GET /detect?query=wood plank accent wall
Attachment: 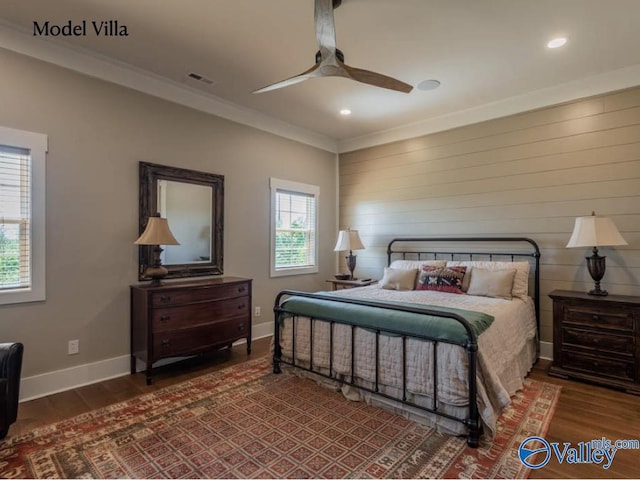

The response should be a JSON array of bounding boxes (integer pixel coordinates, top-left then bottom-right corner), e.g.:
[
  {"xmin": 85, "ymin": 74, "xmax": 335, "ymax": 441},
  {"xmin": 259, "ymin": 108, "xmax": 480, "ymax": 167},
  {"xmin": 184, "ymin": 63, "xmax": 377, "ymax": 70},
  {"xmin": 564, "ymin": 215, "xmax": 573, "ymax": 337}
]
[{"xmin": 338, "ymin": 86, "xmax": 640, "ymax": 344}]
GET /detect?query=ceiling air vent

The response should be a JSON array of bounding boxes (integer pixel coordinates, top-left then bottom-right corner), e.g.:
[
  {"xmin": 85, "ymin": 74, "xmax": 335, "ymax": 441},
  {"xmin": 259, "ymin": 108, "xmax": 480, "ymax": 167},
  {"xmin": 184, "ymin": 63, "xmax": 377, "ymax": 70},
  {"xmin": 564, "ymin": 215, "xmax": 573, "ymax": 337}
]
[{"xmin": 185, "ymin": 72, "xmax": 216, "ymax": 86}]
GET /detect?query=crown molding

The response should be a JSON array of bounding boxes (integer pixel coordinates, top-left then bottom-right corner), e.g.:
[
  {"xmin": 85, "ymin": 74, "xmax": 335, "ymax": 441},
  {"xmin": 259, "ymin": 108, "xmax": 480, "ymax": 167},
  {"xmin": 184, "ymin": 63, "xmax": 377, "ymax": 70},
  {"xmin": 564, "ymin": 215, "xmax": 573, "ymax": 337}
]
[
  {"xmin": 3, "ymin": 21, "xmax": 640, "ymax": 156},
  {"xmin": 0, "ymin": 21, "xmax": 338, "ymax": 153},
  {"xmin": 337, "ymin": 63, "xmax": 640, "ymax": 153}
]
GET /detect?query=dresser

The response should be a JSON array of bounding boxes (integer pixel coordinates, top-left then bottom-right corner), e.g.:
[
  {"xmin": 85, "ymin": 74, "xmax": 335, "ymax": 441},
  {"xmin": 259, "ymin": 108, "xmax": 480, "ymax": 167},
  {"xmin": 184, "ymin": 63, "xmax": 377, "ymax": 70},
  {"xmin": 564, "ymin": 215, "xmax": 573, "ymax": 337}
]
[
  {"xmin": 131, "ymin": 277, "xmax": 252, "ymax": 384},
  {"xmin": 549, "ymin": 289, "xmax": 640, "ymax": 394}
]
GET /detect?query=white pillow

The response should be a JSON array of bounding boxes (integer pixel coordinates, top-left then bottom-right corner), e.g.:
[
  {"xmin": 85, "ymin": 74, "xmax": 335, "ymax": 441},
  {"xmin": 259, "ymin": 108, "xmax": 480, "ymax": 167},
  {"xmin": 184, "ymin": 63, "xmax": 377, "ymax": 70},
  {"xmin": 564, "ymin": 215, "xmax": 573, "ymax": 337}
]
[
  {"xmin": 379, "ymin": 267, "xmax": 418, "ymax": 291},
  {"xmin": 466, "ymin": 268, "xmax": 516, "ymax": 299},
  {"xmin": 446, "ymin": 261, "xmax": 530, "ymax": 298}
]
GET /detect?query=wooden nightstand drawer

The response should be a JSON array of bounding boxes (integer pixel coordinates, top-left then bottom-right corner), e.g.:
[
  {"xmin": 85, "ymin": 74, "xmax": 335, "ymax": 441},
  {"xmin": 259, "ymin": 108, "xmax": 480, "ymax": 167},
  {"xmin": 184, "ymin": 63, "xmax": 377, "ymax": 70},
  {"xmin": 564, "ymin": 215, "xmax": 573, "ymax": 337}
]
[
  {"xmin": 560, "ymin": 350, "xmax": 635, "ymax": 382},
  {"xmin": 562, "ymin": 327, "xmax": 634, "ymax": 356},
  {"xmin": 564, "ymin": 306, "xmax": 633, "ymax": 332}
]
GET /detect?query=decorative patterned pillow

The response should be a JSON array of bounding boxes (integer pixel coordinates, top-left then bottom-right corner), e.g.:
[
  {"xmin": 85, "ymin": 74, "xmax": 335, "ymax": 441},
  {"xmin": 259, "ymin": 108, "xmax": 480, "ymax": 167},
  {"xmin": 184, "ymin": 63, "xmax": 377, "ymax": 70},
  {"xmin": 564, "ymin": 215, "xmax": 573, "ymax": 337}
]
[
  {"xmin": 388, "ymin": 260, "xmax": 447, "ymax": 289},
  {"xmin": 416, "ymin": 265, "xmax": 467, "ymax": 294}
]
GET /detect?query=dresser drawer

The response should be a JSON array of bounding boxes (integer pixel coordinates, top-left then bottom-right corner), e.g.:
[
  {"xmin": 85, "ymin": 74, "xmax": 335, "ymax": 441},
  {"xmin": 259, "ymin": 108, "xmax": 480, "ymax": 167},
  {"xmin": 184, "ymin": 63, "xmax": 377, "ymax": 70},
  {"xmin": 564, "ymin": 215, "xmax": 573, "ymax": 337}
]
[
  {"xmin": 151, "ymin": 282, "xmax": 250, "ymax": 307},
  {"xmin": 153, "ymin": 319, "xmax": 249, "ymax": 358},
  {"xmin": 152, "ymin": 296, "xmax": 249, "ymax": 332},
  {"xmin": 564, "ymin": 305, "xmax": 634, "ymax": 332},
  {"xmin": 562, "ymin": 327, "xmax": 634, "ymax": 356},
  {"xmin": 560, "ymin": 350, "xmax": 636, "ymax": 382}
]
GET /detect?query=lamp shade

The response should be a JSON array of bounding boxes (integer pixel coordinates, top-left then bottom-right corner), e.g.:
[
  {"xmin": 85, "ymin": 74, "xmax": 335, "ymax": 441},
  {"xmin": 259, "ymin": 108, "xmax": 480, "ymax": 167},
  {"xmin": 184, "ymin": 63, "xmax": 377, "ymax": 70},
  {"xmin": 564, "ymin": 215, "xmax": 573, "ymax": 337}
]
[
  {"xmin": 334, "ymin": 229, "xmax": 365, "ymax": 251},
  {"xmin": 566, "ymin": 214, "xmax": 627, "ymax": 248},
  {"xmin": 135, "ymin": 217, "xmax": 180, "ymax": 246}
]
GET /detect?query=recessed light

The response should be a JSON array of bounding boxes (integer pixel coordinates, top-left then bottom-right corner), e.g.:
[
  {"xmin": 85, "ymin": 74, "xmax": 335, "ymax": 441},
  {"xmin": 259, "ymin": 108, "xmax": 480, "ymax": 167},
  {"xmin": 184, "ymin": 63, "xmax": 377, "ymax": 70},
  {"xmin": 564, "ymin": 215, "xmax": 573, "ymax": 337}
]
[
  {"xmin": 547, "ymin": 37, "xmax": 567, "ymax": 49},
  {"xmin": 417, "ymin": 79, "xmax": 441, "ymax": 91},
  {"xmin": 339, "ymin": 108, "xmax": 352, "ymax": 116}
]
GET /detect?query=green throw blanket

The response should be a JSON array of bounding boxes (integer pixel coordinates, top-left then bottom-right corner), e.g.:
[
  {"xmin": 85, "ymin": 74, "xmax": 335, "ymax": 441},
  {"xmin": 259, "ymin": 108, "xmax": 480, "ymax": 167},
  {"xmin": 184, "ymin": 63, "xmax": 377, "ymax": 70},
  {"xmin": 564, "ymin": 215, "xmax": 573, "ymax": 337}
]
[{"xmin": 279, "ymin": 293, "xmax": 494, "ymax": 345}]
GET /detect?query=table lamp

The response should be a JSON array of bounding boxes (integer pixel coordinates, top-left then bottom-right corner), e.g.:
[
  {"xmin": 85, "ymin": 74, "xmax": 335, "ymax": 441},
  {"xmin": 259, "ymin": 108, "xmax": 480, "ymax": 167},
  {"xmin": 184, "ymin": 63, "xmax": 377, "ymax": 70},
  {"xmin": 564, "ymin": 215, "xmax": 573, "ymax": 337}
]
[
  {"xmin": 334, "ymin": 229, "xmax": 365, "ymax": 280},
  {"xmin": 566, "ymin": 212, "xmax": 627, "ymax": 296},
  {"xmin": 135, "ymin": 215, "xmax": 180, "ymax": 286}
]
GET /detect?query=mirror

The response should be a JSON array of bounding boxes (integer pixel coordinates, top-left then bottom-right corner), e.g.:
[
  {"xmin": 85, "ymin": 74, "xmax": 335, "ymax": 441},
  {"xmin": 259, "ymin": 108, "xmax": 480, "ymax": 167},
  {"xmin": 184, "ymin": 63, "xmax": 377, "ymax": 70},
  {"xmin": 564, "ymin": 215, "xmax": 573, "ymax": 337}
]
[{"xmin": 138, "ymin": 162, "xmax": 224, "ymax": 280}]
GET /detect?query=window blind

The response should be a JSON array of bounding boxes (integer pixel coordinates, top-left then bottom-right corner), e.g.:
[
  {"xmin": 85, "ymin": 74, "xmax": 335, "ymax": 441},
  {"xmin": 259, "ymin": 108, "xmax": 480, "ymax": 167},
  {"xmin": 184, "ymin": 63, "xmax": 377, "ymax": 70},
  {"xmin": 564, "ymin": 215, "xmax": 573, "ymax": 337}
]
[
  {"xmin": 274, "ymin": 189, "xmax": 316, "ymax": 269},
  {"xmin": 0, "ymin": 145, "xmax": 31, "ymax": 290}
]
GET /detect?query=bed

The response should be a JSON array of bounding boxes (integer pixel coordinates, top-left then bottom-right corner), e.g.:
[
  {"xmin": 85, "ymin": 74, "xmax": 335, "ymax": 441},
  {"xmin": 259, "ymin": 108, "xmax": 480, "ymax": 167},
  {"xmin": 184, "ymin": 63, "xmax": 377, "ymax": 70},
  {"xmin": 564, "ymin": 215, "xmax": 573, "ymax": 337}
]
[{"xmin": 272, "ymin": 237, "xmax": 540, "ymax": 447}]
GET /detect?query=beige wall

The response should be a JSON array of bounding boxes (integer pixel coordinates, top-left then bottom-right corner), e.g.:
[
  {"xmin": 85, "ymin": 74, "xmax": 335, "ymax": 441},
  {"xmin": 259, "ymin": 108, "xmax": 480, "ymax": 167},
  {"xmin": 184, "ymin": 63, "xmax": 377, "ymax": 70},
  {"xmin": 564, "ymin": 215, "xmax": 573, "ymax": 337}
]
[
  {"xmin": 0, "ymin": 48, "xmax": 337, "ymax": 378},
  {"xmin": 339, "ymin": 87, "xmax": 640, "ymax": 344}
]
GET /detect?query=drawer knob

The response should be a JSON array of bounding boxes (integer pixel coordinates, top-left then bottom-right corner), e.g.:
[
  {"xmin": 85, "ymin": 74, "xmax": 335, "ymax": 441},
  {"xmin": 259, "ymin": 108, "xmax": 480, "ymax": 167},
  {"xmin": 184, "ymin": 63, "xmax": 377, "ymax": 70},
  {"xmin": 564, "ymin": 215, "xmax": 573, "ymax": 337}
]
[
  {"xmin": 238, "ymin": 304, "xmax": 245, "ymax": 310},
  {"xmin": 160, "ymin": 295, "xmax": 171, "ymax": 302},
  {"xmin": 161, "ymin": 339, "xmax": 170, "ymax": 347},
  {"xmin": 238, "ymin": 323, "xmax": 244, "ymax": 330},
  {"xmin": 592, "ymin": 315, "xmax": 599, "ymax": 322},
  {"xmin": 160, "ymin": 315, "xmax": 171, "ymax": 322},
  {"xmin": 238, "ymin": 287, "xmax": 246, "ymax": 293}
]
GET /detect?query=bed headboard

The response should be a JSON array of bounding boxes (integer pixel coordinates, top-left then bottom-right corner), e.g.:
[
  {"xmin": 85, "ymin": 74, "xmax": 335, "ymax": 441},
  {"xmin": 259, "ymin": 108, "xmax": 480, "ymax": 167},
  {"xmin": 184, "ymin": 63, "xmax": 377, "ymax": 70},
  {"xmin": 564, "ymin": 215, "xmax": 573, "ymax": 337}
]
[{"xmin": 386, "ymin": 237, "xmax": 541, "ymax": 327}]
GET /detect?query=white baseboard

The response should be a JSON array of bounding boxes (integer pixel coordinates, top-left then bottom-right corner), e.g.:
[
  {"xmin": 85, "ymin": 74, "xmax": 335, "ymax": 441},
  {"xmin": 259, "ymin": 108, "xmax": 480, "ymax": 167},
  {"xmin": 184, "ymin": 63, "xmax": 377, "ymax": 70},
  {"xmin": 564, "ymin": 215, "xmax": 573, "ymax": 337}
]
[
  {"xmin": 20, "ymin": 355, "xmax": 132, "ymax": 402},
  {"xmin": 539, "ymin": 341, "xmax": 553, "ymax": 361},
  {"xmin": 20, "ymin": 322, "xmax": 274, "ymax": 402}
]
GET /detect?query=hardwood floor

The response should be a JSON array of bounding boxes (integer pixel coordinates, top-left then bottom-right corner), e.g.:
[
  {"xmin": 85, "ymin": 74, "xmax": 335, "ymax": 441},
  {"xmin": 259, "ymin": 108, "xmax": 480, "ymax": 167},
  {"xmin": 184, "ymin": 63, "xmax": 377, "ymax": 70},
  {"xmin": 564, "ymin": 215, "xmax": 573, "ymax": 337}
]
[
  {"xmin": 528, "ymin": 361, "xmax": 640, "ymax": 479},
  {"xmin": 11, "ymin": 338, "xmax": 272, "ymax": 438},
  {"xmin": 9, "ymin": 338, "xmax": 640, "ymax": 479}
]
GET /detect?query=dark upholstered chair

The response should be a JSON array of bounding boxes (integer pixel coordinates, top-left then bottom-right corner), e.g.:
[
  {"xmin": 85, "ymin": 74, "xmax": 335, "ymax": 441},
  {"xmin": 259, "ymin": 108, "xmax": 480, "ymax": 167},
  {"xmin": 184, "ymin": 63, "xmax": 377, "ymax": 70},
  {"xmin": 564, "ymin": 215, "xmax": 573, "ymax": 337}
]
[{"xmin": 0, "ymin": 342, "xmax": 24, "ymax": 439}]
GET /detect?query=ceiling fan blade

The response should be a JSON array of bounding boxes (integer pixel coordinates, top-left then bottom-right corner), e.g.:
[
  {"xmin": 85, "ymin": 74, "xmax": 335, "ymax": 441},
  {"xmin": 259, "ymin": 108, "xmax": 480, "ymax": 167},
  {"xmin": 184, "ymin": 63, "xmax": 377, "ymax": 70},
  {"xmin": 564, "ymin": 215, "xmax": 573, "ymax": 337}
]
[
  {"xmin": 252, "ymin": 63, "xmax": 321, "ymax": 94},
  {"xmin": 253, "ymin": 0, "xmax": 412, "ymax": 94},
  {"xmin": 315, "ymin": 0, "xmax": 337, "ymax": 53},
  {"xmin": 343, "ymin": 64, "xmax": 413, "ymax": 93}
]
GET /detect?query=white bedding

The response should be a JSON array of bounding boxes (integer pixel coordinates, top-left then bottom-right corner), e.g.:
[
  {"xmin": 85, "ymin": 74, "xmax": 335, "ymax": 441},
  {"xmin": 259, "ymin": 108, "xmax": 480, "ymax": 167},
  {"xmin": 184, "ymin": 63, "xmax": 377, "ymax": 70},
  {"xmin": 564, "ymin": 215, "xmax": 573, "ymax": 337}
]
[{"xmin": 277, "ymin": 285, "xmax": 538, "ymax": 437}]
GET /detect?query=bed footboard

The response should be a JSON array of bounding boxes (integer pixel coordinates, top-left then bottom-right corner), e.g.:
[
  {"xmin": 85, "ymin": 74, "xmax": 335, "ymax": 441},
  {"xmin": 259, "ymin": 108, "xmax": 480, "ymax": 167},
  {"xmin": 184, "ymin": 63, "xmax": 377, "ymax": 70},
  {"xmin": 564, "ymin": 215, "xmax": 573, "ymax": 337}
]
[{"xmin": 273, "ymin": 290, "xmax": 482, "ymax": 448}]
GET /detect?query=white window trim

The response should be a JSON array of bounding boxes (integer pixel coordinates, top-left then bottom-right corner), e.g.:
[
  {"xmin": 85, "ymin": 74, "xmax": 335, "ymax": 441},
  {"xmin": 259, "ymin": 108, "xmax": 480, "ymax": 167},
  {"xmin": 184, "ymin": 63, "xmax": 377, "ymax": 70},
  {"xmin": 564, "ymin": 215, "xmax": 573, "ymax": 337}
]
[
  {"xmin": 270, "ymin": 177, "xmax": 319, "ymax": 277},
  {"xmin": 0, "ymin": 126, "xmax": 47, "ymax": 305}
]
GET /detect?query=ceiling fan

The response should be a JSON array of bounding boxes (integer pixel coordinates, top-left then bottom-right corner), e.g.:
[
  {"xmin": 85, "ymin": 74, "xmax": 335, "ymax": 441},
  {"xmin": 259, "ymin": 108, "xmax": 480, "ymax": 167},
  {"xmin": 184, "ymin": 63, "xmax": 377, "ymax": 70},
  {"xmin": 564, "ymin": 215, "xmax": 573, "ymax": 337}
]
[{"xmin": 253, "ymin": 0, "xmax": 413, "ymax": 94}]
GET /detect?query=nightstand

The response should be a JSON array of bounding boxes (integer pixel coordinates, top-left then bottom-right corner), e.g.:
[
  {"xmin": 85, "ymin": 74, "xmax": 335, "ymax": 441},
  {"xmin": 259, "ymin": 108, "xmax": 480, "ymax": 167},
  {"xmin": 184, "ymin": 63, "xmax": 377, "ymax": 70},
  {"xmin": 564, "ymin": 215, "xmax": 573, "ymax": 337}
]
[
  {"xmin": 326, "ymin": 278, "xmax": 377, "ymax": 290},
  {"xmin": 549, "ymin": 289, "xmax": 640, "ymax": 395}
]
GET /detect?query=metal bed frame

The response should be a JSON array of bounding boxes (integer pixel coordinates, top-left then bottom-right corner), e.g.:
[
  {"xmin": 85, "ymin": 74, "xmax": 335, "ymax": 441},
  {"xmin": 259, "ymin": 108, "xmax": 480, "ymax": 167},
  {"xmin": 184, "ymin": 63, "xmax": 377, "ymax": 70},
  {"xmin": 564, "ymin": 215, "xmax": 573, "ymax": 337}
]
[{"xmin": 273, "ymin": 237, "xmax": 540, "ymax": 447}]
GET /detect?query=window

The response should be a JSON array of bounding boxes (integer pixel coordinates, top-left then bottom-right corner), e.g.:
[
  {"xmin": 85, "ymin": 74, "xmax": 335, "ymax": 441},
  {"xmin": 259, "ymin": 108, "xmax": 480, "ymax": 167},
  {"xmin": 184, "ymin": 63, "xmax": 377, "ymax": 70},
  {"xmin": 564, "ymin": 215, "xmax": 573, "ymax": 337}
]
[
  {"xmin": 0, "ymin": 126, "xmax": 47, "ymax": 305},
  {"xmin": 270, "ymin": 178, "xmax": 319, "ymax": 277}
]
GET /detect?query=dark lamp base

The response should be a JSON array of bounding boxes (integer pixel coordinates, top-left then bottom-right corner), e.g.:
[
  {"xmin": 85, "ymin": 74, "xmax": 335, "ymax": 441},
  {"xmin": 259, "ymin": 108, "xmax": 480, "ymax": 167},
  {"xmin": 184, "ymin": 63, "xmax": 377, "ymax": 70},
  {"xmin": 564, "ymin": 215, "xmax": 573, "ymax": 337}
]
[
  {"xmin": 346, "ymin": 252, "xmax": 357, "ymax": 280},
  {"xmin": 143, "ymin": 265, "xmax": 168, "ymax": 287},
  {"xmin": 586, "ymin": 248, "xmax": 608, "ymax": 296},
  {"xmin": 144, "ymin": 245, "xmax": 168, "ymax": 286},
  {"xmin": 589, "ymin": 287, "xmax": 608, "ymax": 296}
]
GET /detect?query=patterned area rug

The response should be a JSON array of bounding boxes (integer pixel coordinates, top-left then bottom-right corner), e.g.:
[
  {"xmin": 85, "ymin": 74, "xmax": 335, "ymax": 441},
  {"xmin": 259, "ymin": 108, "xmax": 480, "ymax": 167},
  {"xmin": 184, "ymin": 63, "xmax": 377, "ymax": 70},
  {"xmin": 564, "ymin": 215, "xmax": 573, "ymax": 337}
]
[{"xmin": 0, "ymin": 357, "xmax": 560, "ymax": 478}]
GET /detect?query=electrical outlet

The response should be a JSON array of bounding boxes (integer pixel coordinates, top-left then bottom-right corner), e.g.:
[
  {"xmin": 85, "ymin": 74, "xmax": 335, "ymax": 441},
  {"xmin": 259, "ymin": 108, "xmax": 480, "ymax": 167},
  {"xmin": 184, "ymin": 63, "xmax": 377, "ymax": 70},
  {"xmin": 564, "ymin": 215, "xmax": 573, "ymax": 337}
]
[
  {"xmin": 68, "ymin": 339, "xmax": 79, "ymax": 355},
  {"xmin": 254, "ymin": 306, "xmax": 261, "ymax": 317}
]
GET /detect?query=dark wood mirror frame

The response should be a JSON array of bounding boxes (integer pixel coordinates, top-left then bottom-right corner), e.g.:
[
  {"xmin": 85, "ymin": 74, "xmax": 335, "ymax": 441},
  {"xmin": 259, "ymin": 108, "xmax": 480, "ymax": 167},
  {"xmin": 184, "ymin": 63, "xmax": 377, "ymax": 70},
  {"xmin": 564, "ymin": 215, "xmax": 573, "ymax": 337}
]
[{"xmin": 138, "ymin": 162, "xmax": 224, "ymax": 280}]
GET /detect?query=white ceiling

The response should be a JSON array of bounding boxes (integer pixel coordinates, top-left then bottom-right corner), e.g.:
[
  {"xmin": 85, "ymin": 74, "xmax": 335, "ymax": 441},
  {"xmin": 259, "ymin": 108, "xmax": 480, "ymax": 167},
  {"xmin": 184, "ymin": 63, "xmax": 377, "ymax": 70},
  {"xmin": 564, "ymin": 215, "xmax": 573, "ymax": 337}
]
[{"xmin": 2, "ymin": 0, "xmax": 640, "ymax": 152}]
